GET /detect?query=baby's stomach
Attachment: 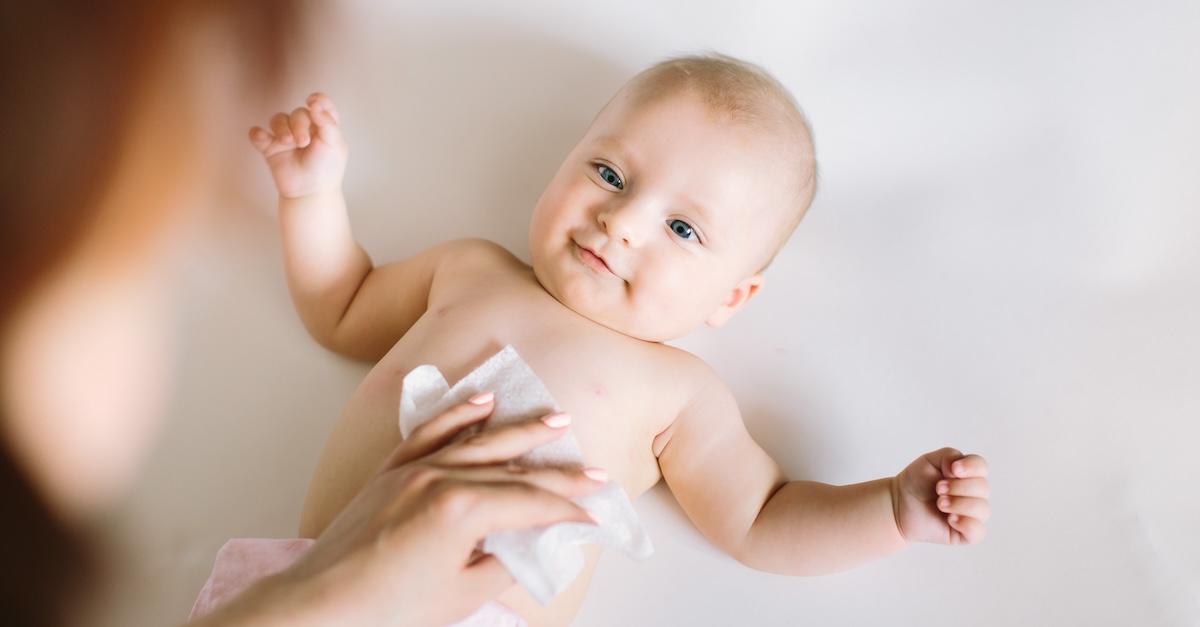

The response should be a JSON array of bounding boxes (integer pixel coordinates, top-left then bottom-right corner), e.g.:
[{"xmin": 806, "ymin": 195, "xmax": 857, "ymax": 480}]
[{"xmin": 304, "ymin": 295, "xmax": 671, "ymax": 626}]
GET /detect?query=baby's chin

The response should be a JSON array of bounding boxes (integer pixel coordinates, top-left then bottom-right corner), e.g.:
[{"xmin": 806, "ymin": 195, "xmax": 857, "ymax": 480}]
[{"xmin": 530, "ymin": 260, "xmax": 697, "ymax": 343}]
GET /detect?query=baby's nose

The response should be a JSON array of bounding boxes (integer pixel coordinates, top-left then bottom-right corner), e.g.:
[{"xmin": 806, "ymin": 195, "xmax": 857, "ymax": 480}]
[{"xmin": 598, "ymin": 205, "xmax": 648, "ymax": 248}]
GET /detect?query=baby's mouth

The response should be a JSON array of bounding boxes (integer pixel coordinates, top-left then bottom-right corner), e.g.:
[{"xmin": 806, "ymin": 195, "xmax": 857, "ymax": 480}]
[{"xmin": 574, "ymin": 241, "xmax": 617, "ymax": 278}]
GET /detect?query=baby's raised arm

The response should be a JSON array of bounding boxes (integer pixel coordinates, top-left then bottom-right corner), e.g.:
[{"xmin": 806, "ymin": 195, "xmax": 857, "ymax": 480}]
[
  {"xmin": 657, "ymin": 362, "xmax": 990, "ymax": 576},
  {"xmin": 249, "ymin": 93, "xmax": 458, "ymax": 361}
]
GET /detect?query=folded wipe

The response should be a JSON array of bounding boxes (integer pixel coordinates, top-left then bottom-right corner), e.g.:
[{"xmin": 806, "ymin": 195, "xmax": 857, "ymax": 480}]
[{"xmin": 399, "ymin": 345, "xmax": 653, "ymax": 604}]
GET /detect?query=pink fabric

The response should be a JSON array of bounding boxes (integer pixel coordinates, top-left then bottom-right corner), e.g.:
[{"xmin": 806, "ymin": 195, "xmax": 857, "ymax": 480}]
[
  {"xmin": 438, "ymin": 601, "xmax": 528, "ymax": 627},
  {"xmin": 189, "ymin": 538, "xmax": 527, "ymax": 626},
  {"xmin": 189, "ymin": 538, "xmax": 315, "ymax": 620}
]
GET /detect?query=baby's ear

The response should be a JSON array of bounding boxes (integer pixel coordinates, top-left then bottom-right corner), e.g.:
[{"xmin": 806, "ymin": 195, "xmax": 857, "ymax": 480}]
[{"xmin": 706, "ymin": 274, "xmax": 765, "ymax": 328}]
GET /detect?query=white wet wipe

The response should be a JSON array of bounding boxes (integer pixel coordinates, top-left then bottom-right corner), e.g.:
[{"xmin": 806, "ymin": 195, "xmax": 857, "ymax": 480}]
[{"xmin": 399, "ymin": 345, "xmax": 654, "ymax": 605}]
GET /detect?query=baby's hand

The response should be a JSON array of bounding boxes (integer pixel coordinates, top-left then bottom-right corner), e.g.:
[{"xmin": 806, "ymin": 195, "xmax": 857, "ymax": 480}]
[
  {"xmin": 891, "ymin": 447, "xmax": 990, "ymax": 545},
  {"xmin": 248, "ymin": 92, "xmax": 347, "ymax": 198}
]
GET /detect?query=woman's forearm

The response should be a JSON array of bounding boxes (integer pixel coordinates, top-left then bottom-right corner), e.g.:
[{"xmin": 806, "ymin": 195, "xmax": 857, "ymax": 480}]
[{"xmin": 185, "ymin": 569, "xmax": 328, "ymax": 627}]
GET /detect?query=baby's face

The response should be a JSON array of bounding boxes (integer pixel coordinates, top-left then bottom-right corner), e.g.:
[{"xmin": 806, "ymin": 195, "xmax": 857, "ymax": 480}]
[{"xmin": 529, "ymin": 89, "xmax": 795, "ymax": 341}]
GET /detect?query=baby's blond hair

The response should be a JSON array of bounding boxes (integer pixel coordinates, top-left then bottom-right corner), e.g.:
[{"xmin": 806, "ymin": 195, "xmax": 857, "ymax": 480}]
[{"xmin": 618, "ymin": 53, "xmax": 818, "ymax": 270}]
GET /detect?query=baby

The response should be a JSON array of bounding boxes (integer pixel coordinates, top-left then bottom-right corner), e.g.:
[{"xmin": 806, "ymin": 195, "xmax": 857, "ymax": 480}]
[{"xmin": 249, "ymin": 54, "xmax": 991, "ymax": 626}]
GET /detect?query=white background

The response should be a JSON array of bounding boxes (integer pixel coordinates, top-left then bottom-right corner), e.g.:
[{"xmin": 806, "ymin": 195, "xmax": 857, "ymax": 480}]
[{"xmin": 98, "ymin": 2, "xmax": 1199, "ymax": 625}]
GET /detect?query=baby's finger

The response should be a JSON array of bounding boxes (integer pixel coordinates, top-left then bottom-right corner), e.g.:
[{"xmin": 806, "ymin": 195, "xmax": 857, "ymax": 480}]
[
  {"xmin": 289, "ymin": 107, "xmax": 313, "ymax": 148},
  {"xmin": 936, "ymin": 477, "xmax": 989, "ymax": 499},
  {"xmin": 951, "ymin": 454, "xmax": 989, "ymax": 479},
  {"xmin": 248, "ymin": 126, "xmax": 274, "ymax": 153},
  {"xmin": 947, "ymin": 514, "xmax": 987, "ymax": 545},
  {"xmin": 309, "ymin": 109, "xmax": 345, "ymax": 149},
  {"xmin": 309, "ymin": 106, "xmax": 335, "ymax": 127},
  {"xmin": 269, "ymin": 113, "xmax": 293, "ymax": 145},
  {"xmin": 435, "ymin": 413, "xmax": 572, "ymax": 466},
  {"xmin": 936, "ymin": 495, "xmax": 991, "ymax": 522},
  {"xmin": 306, "ymin": 91, "xmax": 341, "ymax": 124},
  {"xmin": 926, "ymin": 447, "xmax": 963, "ymax": 481},
  {"xmin": 306, "ymin": 102, "xmax": 337, "ymax": 128},
  {"xmin": 380, "ymin": 395, "xmax": 496, "ymax": 472}
]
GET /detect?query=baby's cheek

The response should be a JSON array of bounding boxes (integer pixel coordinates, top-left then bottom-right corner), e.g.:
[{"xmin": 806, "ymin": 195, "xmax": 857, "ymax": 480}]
[
  {"xmin": 527, "ymin": 212, "xmax": 555, "ymax": 251},
  {"xmin": 529, "ymin": 190, "xmax": 570, "ymax": 239},
  {"xmin": 628, "ymin": 273, "xmax": 686, "ymax": 327}
]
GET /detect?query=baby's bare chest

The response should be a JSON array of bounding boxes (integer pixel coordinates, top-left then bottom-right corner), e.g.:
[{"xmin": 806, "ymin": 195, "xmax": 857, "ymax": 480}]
[{"xmin": 349, "ymin": 274, "xmax": 688, "ymax": 495}]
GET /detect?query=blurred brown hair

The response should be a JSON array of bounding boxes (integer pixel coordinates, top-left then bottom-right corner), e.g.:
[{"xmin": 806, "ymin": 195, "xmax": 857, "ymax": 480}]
[{"xmin": 0, "ymin": 2, "xmax": 295, "ymax": 625}]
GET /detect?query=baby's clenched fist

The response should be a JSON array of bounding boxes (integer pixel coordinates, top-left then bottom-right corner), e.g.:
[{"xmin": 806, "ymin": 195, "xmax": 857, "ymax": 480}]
[
  {"xmin": 249, "ymin": 92, "xmax": 348, "ymax": 198},
  {"xmin": 891, "ymin": 447, "xmax": 990, "ymax": 546}
]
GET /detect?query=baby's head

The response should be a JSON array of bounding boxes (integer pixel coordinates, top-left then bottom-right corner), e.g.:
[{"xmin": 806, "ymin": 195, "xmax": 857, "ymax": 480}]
[{"xmin": 529, "ymin": 53, "xmax": 817, "ymax": 341}]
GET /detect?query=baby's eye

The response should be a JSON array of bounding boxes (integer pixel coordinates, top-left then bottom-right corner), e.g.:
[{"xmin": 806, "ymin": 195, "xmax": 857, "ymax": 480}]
[
  {"xmin": 596, "ymin": 164, "xmax": 624, "ymax": 190},
  {"xmin": 667, "ymin": 219, "xmax": 697, "ymax": 241}
]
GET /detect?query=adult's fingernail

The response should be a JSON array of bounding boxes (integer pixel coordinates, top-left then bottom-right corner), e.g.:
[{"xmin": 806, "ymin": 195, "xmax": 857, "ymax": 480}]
[
  {"xmin": 936, "ymin": 481, "xmax": 949, "ymax": 495},
  {"xmin": 468, "ymin": 391, "xmax": 494, "ymax": 405},
  {"xmin": 542, "ymin": 412, "xmax": 571, "ymax": 428},
  {"xmin": 583, "ymin": 467, "xmax": 608, "ymax": 482}
]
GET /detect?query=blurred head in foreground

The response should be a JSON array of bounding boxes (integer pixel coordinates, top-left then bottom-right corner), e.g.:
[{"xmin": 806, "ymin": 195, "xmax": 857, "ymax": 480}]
[{"xmin": 0, "ymin": 3, "xmax": 296, "ymax": 624}]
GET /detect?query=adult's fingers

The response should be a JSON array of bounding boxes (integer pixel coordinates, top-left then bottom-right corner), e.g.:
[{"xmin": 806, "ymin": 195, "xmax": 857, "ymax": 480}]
[
  {"xmin": 434, "ymin": 412, "xmax": 572, "ymax": 466},
  {"xmin": 379, "ymin": 396, "xmax": 497, "ymax": 472},
  {"xmin": 445, "ymin": 464, "xmax": 606, "ymax": 499},
  {"xmin": 441, "ymin": 480, "xmax": 597, "ymax": 540},
  {"xmin": 458, "ymin": 555, "xmax": 516, "ymax": 603}
]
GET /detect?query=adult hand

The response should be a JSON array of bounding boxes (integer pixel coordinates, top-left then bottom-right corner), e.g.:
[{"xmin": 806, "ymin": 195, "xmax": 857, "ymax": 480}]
[{"xmin": 199, "ymin": 393, "xmax": 603, "ymax": 627}]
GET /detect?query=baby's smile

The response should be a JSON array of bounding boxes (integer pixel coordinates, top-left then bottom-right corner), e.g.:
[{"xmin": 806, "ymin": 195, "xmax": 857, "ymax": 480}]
[{"xmin": 572, "ymin": 241, "xmax": 618, "ymax": 279}]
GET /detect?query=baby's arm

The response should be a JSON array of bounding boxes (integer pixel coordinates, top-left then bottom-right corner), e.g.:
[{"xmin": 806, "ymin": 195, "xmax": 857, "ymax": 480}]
[
  {"xmin": 249, "ymin": 93, "xmax": 456, "ymax": 361},
  {"xmin": 657, "ymin": 364, "xmax": 989, "ymax": 575}
]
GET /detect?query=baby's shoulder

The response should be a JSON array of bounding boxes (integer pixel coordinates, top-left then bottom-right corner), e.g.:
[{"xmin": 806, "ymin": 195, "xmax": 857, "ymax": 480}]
[
  {"xmin": 435, "ymin": 238, "xmax": 523, "ymax": 273},
  {"xmin": 428, "ymin": 238, "xmax": 526, "ymax": 293},
  {"xmin": 642, "ymin": 347, "xmax": 738, "ymax": 456},
  {"xmin": 643, "ymin": 343, "xmax": 726, "ymax": 395}
]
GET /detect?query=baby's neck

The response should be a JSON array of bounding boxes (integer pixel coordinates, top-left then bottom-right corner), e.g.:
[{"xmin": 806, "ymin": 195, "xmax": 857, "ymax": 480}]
[{"xmin": 526, "ymin": 268, "xmax": 663, "ymax": 345}]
